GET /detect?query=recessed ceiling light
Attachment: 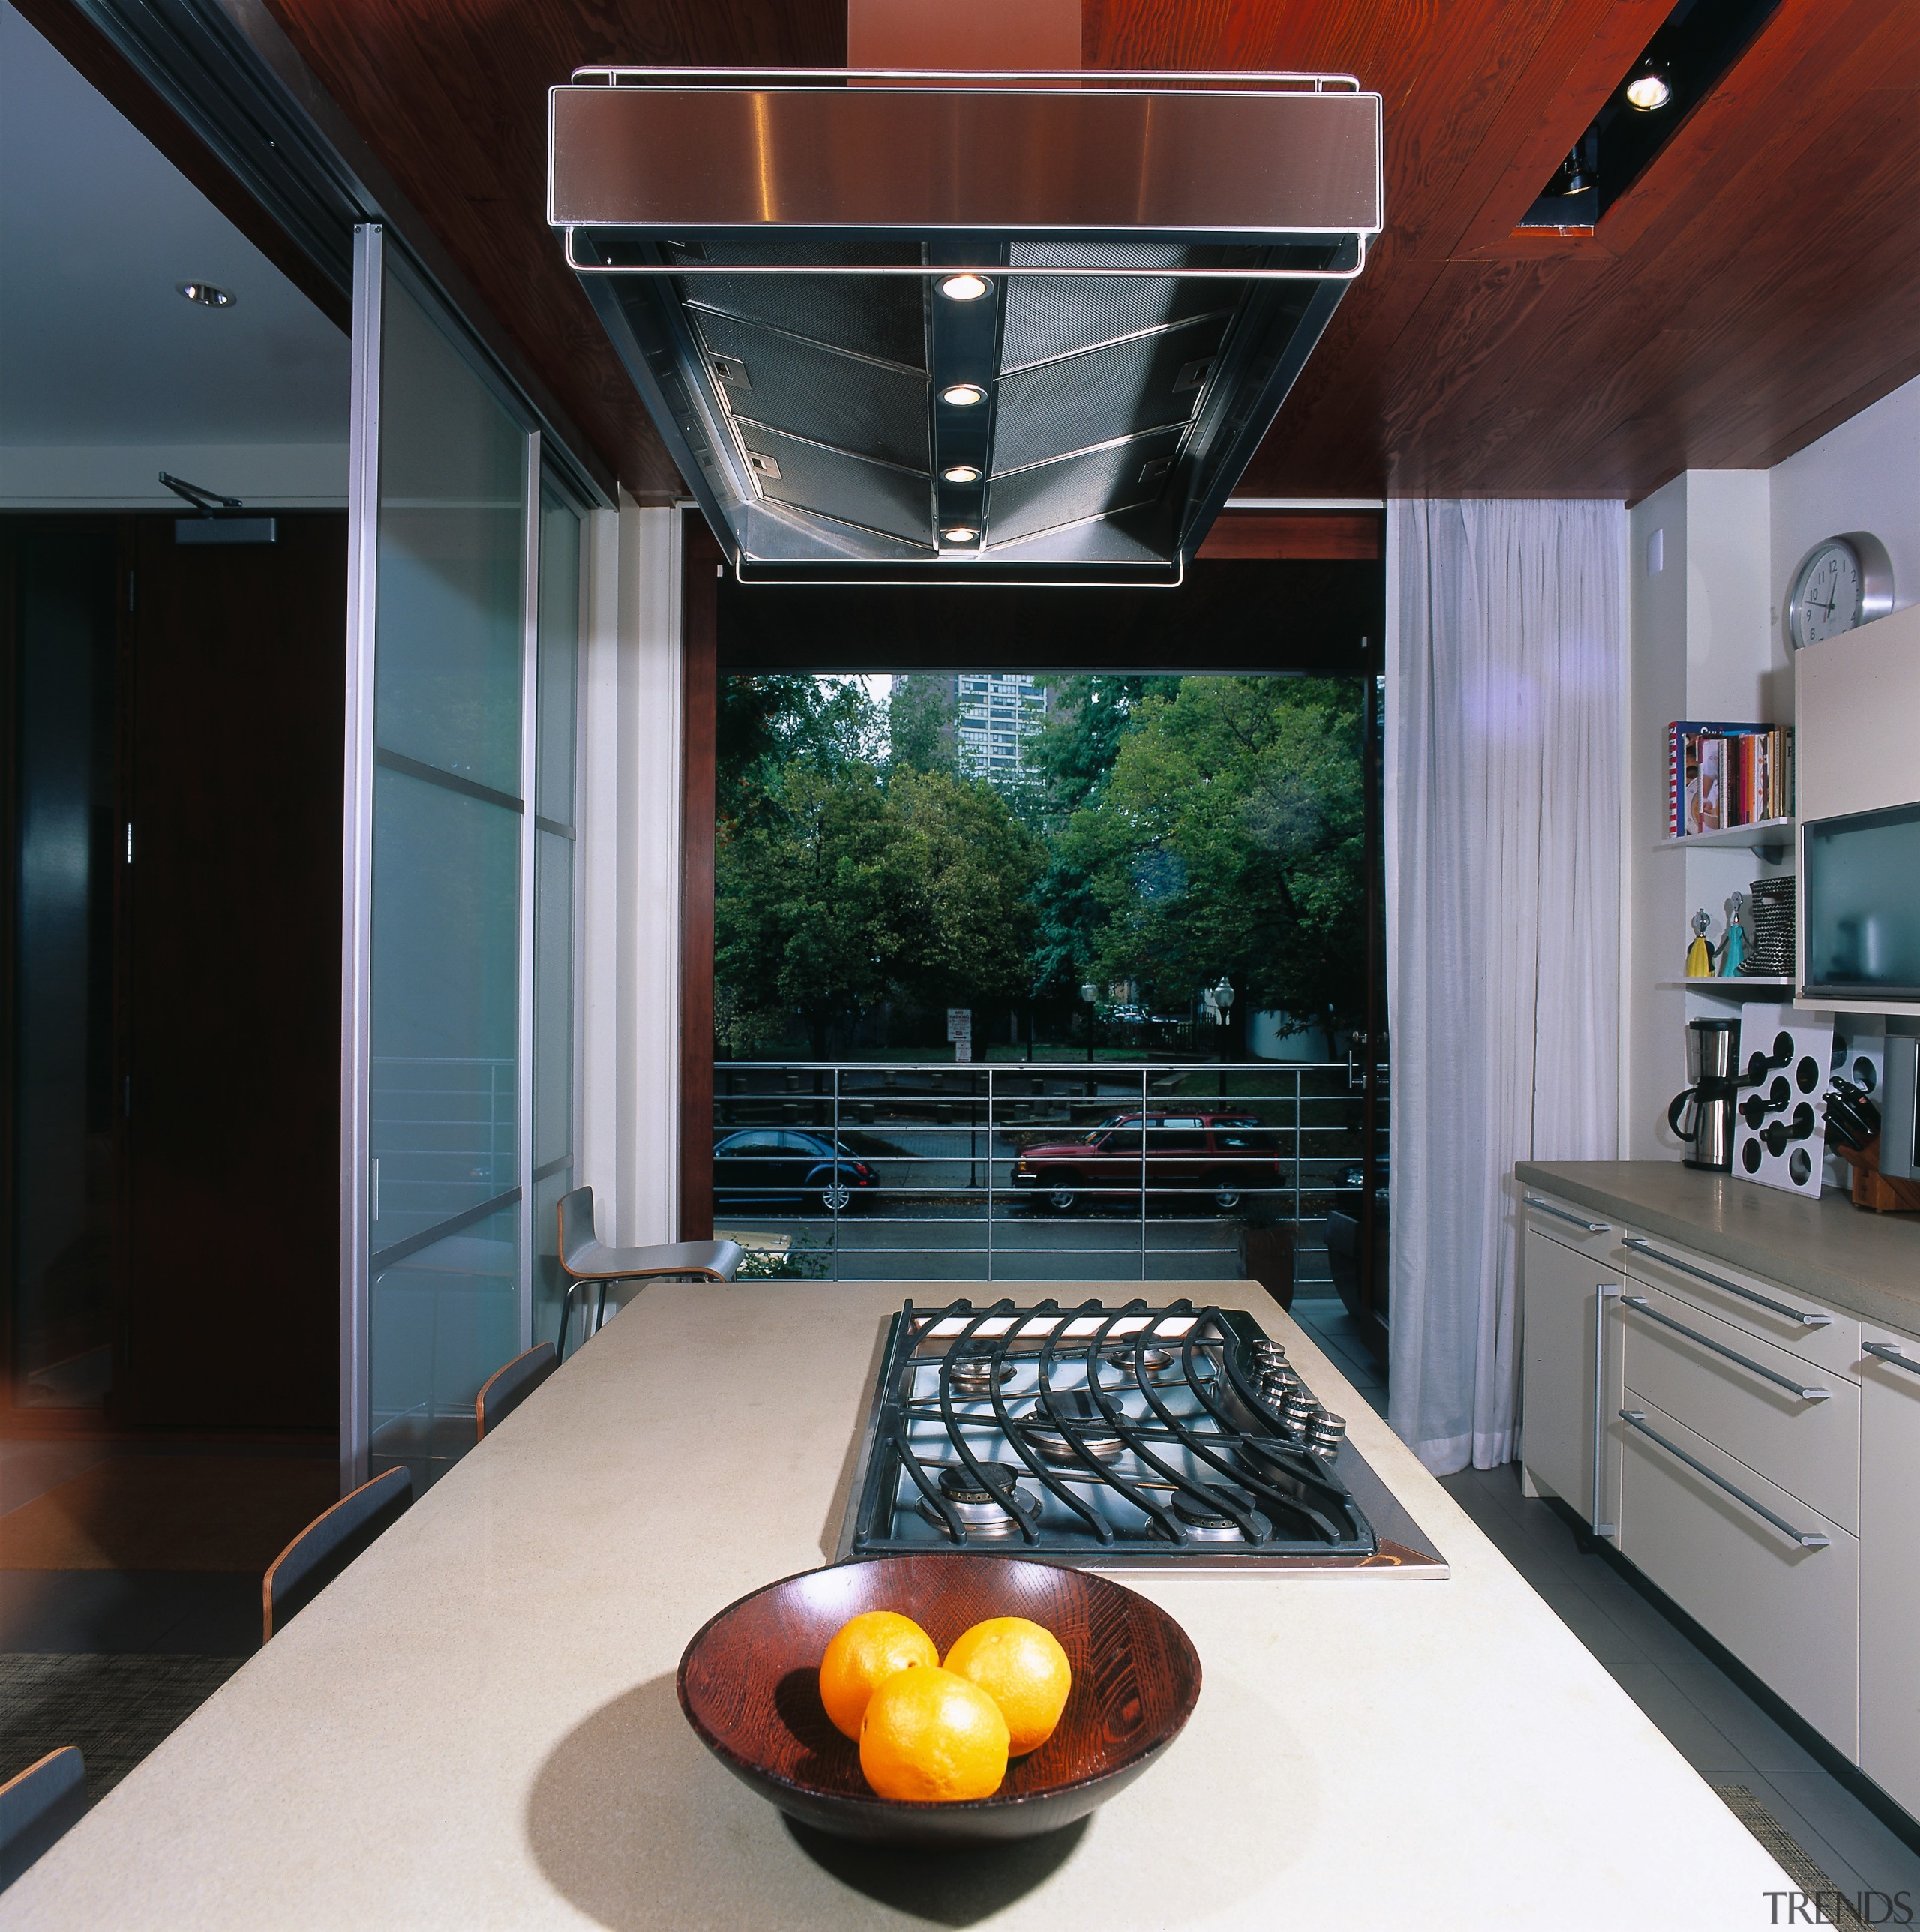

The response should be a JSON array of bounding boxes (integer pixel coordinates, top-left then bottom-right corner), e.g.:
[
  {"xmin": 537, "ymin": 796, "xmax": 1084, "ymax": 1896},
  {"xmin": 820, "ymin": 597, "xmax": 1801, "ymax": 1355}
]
[
  {"xmin": 941, "ymin": 384, "xmax": 986, "ymax": 406},
  {"xmin": 938, "ymin": 273, "xmax": 992, "ymax": 302},
  {"xmin": 943, "ymin": 527, "xmax": 978, "ymax": 544},
  {"xmin": 1623, "ymin": 60, "xmax": 1672, "ymax": 111},
  {"xmin": 942, "ymin": 465, "xmax": 982, "ymax": 484},
  {"xmin": 176, "ymin": 281, "xmax": 235, "ymax": 307}
]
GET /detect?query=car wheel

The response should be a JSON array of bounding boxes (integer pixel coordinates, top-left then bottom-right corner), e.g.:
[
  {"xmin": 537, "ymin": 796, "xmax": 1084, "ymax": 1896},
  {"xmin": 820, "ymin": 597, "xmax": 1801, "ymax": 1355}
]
[
  {"xmin": 818, "ymin": 1178, "xmax": 854, "ymax": 1214},
  {"xmin": 1045, "ymin": 1181, "xmax": 1080, "ymax": 1214},
  {"xmin": 1210, "ymin": 1177, "xmax": 1244, "ymax": 1213}
]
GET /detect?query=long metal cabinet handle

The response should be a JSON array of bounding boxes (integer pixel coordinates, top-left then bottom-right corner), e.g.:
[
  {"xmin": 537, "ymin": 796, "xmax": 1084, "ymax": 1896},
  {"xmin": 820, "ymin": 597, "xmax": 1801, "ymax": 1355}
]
[
  {"xmin": 1863, "ymin": 1341, "xmax": 1920, "ymax": 1378},
  {"xmin": 1526, "ymin": 1195, "xmax": 1610, "ymax": 1234},
  {"xmin": 1592, "ymin": 1284, "xmax": 1620, "ymax": 1538},
  {"xmin": 1621, "ymin": 1238, "xmax": 1832, "ymax": 1327},
  {"xmin": 1621, "ymin": 1295, "xmax": 1832, "ymax": 1402},
  {"xmin": 1619, "ymin": 1409, "xmax": 1830, "ymax": 1549}
]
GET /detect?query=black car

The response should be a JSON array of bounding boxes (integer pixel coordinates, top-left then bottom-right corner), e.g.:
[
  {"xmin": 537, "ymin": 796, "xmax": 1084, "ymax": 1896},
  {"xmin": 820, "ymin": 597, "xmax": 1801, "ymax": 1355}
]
[{"xmin": 712, "ymin": 1127, "xmax": 901, "ymax": 1214}]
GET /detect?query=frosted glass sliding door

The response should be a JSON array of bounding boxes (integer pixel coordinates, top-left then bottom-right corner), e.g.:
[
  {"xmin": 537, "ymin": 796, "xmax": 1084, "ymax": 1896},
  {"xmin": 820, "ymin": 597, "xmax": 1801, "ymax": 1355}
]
[{"xmin": 343, "ymin": 226, "xmax": 584, "ymax": 1491}]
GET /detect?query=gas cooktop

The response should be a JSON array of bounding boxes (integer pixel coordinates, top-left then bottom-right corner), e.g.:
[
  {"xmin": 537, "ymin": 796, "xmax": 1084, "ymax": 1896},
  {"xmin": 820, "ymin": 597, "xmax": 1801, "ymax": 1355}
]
[{"xmin": 836, "ymin": 1298, "xmax": 1446, "ymax": 1575}]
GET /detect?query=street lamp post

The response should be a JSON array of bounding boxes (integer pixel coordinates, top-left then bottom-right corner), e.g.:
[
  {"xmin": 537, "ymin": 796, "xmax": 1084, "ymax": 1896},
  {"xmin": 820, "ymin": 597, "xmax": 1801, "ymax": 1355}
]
[
  {"xmin": 1080, "ymin": 982, "xmax": 1099, "ymax": 1066},
  {"xmin": 1213, "ymin": 976, "xmax": 1235, "ymax": 1061}
]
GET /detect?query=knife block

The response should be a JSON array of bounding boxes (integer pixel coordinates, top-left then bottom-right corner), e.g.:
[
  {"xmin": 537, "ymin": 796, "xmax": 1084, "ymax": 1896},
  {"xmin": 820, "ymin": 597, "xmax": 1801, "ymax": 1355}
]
[{"xmin": 1830, "ymin": 1135, "xmax": 1920, "ymax": 1214}]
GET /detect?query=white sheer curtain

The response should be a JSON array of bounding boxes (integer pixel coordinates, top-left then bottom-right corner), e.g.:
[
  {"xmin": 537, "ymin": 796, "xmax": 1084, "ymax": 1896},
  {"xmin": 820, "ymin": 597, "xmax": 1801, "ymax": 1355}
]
[{"xmin": 1385, "ymin": 500, "xmax": 1626, "ymax": 1474}]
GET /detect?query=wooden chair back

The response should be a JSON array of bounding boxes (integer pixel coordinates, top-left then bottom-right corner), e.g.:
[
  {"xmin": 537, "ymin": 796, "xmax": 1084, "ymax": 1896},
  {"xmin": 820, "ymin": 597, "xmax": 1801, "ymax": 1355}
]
[
  {"xmin": 0, "ymin": 1747, "xmax": 86, "ymax": 1893},
  {"xmin": 476, "ymin": 1342, "xmax": 556, "ymax": 1439},
  {"xmin": 262, "ymin": 1466, "xmax": 412, "ymax": 1642}
]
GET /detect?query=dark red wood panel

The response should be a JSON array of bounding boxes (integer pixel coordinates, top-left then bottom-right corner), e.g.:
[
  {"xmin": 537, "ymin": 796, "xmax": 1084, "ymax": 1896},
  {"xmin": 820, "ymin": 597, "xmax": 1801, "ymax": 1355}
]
[
  {"xmin": 244, "ymin": 0, "xmax": 1920, "ymax": 504},
  {"xmin": 1196, "ymin": 512, "xmax": 1381, "ymax": 561}
]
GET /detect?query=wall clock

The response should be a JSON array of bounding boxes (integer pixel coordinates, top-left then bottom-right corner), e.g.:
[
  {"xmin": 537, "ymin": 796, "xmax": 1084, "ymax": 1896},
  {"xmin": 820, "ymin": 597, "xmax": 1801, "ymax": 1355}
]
[{"xmin": 1785, "ymin": 530, "xmax": 1894, "ymax": 650}]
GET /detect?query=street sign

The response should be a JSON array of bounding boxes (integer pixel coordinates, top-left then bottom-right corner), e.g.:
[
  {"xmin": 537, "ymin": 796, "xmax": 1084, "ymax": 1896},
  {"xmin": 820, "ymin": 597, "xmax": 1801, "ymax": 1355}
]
[{"xmin": 946, "ymin": 1007, "xmax": 973, "ymax": 1064}]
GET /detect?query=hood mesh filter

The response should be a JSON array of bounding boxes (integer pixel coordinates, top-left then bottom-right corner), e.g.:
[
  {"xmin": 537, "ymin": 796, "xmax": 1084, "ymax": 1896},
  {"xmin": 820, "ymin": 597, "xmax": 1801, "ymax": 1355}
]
[
  {"xmin": 688, "ymin": 307, "xmax": 931, "ymax": 470},
  {"xmin": 1000, "ymin": 242, "xmax": 1252, "ymax": 371},
  {"xmin": 668, "ymin": 236, "xmax": 928, "ymax": 369}
]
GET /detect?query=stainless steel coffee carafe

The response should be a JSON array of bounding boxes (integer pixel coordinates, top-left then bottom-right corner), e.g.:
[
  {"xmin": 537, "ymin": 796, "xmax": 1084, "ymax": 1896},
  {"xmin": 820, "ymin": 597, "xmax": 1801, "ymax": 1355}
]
[{"xmin": 1669, "ymin": 1017, "xmax": 1740, "ymax": 1171}]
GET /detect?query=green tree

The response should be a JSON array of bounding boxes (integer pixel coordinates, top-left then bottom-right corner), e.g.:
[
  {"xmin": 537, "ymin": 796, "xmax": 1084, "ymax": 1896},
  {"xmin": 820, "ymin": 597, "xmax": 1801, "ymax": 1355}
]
[
  {"xmin": 715, "ymin": 760, "xmax": 896, "ymax": 1058},
  {"xmin": 886, "ymin": 676, "xmax": 956, "ymax": 775},
  {"xmin": 714, "ymin": 756, "xmax": 1042, "ymax": 1057},
  {"xmin": 717, "ymin": 674, "xmax": 882, "ymax": 832},
  {"xmin": 1057, "ymin": 677, "xmax": 1366, "ymax": 1035}
]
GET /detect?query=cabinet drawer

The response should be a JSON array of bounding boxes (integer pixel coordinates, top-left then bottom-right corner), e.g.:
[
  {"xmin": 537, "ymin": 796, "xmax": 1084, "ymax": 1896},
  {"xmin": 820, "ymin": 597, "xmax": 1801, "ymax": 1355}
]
[
  {"xmin": 1618, "ymin": 1392, "xmax": 1857, "ymax": 1757},
  {"xmin": 1860, "ymin": 1320, "xmax": 1920, "ymax": 1816},
  {"xmin": 1620, "ymin": 1281, "xmax": 1858, "ymax": 1532},
  {"xmin": 1618, "ymin": 1228, "xmax": 1861, "ymax": 1379},
  {"xmin": 1521, "ymin": 1189, "xmax": 1620, "ymax": 1264}
]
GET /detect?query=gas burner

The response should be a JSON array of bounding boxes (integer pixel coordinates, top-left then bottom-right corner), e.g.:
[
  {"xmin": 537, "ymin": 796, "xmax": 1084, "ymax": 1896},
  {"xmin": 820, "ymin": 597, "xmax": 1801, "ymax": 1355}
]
[
  {"xmin": 946, "ymin": 1352, "xmax": 1015, "ymax": 1394},
  {"xmin": 919, "ymin": 1461, "xmax": 1037, "ymax": 1536},
  {"xmin": 1106, "ymin": 1342, "xmax": 1178, "ymax": 1381},
  {"xmin": 1019, "ymin": 1390, "xmax": 1124, "ymax": 1466},
  {"xmin": 1171, "ymin": 1490, "xmax": 1272, "ymax": 1544}
]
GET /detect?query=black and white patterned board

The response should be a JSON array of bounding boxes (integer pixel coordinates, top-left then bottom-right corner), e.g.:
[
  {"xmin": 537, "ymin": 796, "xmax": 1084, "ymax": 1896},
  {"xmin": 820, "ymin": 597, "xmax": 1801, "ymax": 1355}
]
[{"xmin": 1734, "ymin": 1004, "xmax": 1834, "ymax": 1197}]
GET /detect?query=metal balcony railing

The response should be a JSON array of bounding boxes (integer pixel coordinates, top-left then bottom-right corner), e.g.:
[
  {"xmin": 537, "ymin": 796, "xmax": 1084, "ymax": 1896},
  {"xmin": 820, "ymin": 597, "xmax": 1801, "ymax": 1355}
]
[{"xmin": 712, "ymin": 1060, "xmax": 1388, "ymax": 1284}]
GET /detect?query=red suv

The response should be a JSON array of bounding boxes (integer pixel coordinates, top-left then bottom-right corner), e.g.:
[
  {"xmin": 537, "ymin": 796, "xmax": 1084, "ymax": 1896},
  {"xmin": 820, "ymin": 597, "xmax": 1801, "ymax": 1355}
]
[{"xmin": 1011, "ymin": 1112, "xmax": 1281, "ymax": 1214}]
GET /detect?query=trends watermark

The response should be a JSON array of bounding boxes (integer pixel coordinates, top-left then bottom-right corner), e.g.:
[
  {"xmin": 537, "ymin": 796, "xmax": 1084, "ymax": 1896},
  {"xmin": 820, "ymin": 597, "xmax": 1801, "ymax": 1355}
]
[{"xmin": 1763, "ymin": 1890, "xmax": 1912, "ymax": 1925}]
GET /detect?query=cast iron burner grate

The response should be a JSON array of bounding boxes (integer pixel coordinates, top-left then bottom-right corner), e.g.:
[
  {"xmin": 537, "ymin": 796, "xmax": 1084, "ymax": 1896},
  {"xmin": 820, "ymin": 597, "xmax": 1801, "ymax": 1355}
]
[{"xmin": 838, "ymin": 1298, "xmax": 1442, "ymax": 1572}]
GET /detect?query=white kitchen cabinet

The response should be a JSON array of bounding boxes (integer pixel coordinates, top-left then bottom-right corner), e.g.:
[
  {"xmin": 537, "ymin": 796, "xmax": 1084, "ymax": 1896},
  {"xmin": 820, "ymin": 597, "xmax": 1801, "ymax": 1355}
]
[
  {"xmin": 1618, "ymin": 1279, "xmax": 1858, "ymax": 1532},
  {"xmin": 1861, "ymin": 1321, "xmax": 1920, "ymax": 1814},
  {"xmin": 1520, "ymin": 1218, "xmax": 1622, "ymax": 1527},
  {"xmin": 1618, "ymin": 1392, "xmax": 1858, "ymax": 1756}
]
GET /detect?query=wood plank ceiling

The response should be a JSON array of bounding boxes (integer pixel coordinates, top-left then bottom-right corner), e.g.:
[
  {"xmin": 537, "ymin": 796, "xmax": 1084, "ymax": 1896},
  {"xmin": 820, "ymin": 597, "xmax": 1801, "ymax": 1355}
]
[{"xmin": 257, "ymin": 0, "xmax": 1920, "ymax": 503}]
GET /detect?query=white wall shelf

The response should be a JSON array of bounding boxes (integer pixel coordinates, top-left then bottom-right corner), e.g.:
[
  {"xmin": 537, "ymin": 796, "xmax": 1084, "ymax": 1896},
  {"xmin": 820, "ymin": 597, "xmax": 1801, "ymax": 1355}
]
[
  {"xmin": 1654, "ymin": 976, "xmax": 1795, "ymax": 999},
  {"xmin": 1653, "ymin": 817, "xmax": 1795, "ymax": 857}
]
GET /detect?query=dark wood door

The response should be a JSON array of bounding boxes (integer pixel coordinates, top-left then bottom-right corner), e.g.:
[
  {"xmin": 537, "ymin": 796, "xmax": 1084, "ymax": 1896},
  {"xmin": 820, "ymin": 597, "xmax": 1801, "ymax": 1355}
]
[{"xmin": 120, "ymin": 514, "xmax": 345, "ymax": 1431}]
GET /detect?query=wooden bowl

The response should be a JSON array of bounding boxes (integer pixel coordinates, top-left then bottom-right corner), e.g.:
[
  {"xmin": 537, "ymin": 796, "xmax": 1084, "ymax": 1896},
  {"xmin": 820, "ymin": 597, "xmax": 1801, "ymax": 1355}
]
[{"xmin": 677, "ymin": 1553, "xmax": 1202, "ymax": 1846}]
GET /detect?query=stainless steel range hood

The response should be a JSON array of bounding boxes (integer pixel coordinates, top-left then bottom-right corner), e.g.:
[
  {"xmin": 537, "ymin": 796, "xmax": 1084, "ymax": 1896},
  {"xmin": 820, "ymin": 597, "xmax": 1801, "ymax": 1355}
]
[{"xmin": 548, "ymin": 68, "xmax": 1382, "ymax": 585}]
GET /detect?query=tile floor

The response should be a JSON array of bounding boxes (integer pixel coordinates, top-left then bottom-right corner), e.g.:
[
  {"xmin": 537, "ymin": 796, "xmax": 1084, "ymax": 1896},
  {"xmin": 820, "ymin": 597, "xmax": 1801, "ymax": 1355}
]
[
  {"xmin": 1442, "ymin": 1460, "xmax": 1920, "ymax": 1906},
  {"xmin": 1288, "ymin": 1297, "xmax": 1389, "ymax": 1418}
]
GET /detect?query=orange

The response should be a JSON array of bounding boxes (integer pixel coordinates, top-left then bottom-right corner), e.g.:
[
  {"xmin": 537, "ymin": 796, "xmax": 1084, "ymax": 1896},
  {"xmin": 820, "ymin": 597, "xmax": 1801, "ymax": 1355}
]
[
  {"xmin": 859, "ymin": 1664, "xmax": 1010, "ymax": 1802},
  {"xmin": 818, "ymin": 1610, "xmax": 938, "ymax": 1740},
  {"xmin": 942, "ymin": 1616, "xmax": 1072, "ymax": 1755}
]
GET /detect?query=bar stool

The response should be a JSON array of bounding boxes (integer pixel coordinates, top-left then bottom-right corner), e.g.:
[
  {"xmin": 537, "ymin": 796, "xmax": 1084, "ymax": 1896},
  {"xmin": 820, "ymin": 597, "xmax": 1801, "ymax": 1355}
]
[
  {"xmin": 0, "ymin": 1748, "xmax": 86, "ymax": 1893},
  {"xmin": 476, "ymin": 1342, "xmax": 557, "ymax": 1438},
  {"xmin": 555, "ymin": 1186, "xmax": 742, "ymax": 1360},
  {"xmin": 262, "ymin": 1466, "xmax": 413, "ymax": 1642}
]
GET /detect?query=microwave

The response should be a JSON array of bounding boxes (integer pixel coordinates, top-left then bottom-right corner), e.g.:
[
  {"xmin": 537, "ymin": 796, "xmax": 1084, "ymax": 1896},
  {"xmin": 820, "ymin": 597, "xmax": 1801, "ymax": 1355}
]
[{"xmin": 1802, "ymin": 800, "xmax": 1920, "ymax": 1003}]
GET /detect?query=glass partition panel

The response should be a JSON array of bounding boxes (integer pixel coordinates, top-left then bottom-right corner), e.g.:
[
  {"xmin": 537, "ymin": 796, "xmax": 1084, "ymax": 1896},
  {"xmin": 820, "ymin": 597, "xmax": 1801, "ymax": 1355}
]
[
  {"xmin": 530, "ymin": 488, "xmax": 580, "ymax": 1348},
  {"xmin": 370, "ymin": 1204, "xmax": 520, "ymax": 1492},
  {"xmin": 364, "ymin": 262, "xmax": 528, "ymax": 1489}
]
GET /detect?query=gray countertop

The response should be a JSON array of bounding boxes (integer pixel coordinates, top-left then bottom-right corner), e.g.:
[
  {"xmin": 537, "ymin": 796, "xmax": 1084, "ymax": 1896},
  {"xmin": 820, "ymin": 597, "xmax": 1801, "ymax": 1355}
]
[
  {"xmin": 0, "ymin": 1281, "xmax": 1789, "ymax": 1930},
  {"xmin": 1516, "ymin": 1161, "xmax": 1920, "ymax": 1330}
]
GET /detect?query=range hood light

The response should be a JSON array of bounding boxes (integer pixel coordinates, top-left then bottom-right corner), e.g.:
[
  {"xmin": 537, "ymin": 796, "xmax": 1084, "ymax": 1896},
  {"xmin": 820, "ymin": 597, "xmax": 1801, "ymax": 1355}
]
[
  {"xmin": 942, "ymin": 465, "xmax": 982, "ymax": 484},
  {"xmin": 176, "ymin": 280, "xmax": 234, "ymax": 307},
  {"xmin": 940, "ymin": 383, "xmax": 986, "ymax": 406},
  {"xmin": 942, "ymin": 528, "xmax": 978, "ymax": 544},
  {"xmin": 938, "ymin": 273, "xmax": 992, "ymax": 301}
]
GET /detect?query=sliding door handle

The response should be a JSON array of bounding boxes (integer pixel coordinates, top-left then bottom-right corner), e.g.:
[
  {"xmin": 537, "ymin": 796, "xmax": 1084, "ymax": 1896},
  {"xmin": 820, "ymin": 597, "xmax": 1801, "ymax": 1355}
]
[
  {"xmin": 1621, "ymin": 1238, "xmax": 1831, "ymax": 1327},
  {"xmin": 1621, "ymin": 1295, "xmax": 1832, "ymax": 1402},
  {"xmin": 1619, "ymin": 1410, "xmax": 1830, "ymax": 1549}
]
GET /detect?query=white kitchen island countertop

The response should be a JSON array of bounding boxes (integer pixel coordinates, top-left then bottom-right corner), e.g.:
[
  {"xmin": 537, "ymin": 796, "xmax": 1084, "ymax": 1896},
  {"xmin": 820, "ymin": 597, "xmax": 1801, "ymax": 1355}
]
[{"xmin": 0, "ymin": 1282, "xmax": 1791, "ymax": 1930}]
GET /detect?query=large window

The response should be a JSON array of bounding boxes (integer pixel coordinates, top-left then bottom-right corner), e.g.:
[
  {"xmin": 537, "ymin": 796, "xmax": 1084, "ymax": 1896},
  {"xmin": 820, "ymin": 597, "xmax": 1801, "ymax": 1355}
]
[{"xmin": 709, "ymin": 670, "xmax": 1387, "ymax": 1298}]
